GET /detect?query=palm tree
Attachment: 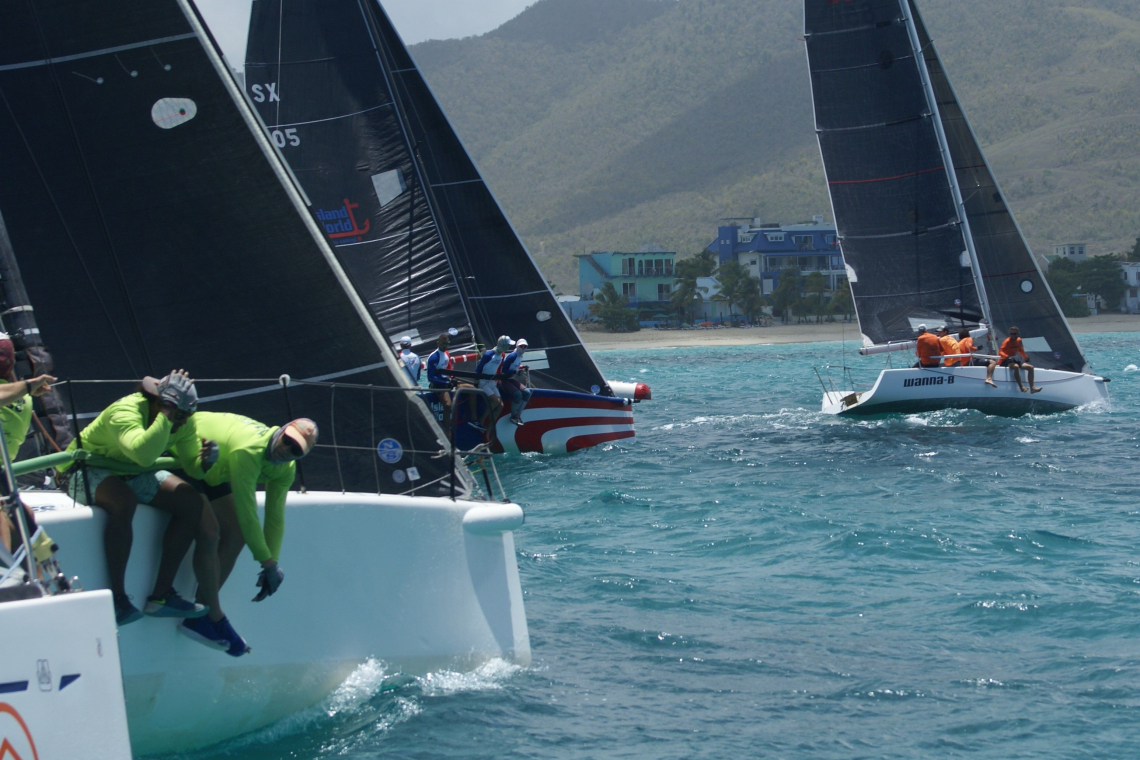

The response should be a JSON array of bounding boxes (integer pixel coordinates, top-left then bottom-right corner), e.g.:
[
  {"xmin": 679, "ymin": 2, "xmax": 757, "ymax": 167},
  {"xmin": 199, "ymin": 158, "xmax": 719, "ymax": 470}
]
[
  {"xmin": 715, "ymin": 260, "xmax": 751, "ymax": 324},
  {"xmin": 670, "ymin": 276, "xmax": 702, "ymax": 325}
]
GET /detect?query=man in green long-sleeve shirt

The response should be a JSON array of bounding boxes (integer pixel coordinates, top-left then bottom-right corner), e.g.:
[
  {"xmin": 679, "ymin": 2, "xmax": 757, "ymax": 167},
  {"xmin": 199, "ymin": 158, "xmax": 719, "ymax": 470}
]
[
  {"xmin": 58, "ymin": 371, "xmax": 212, "ymax": 625},
  {"xmin": 177, "ymin": 411, "xmax": 317, "ymax": 656}
]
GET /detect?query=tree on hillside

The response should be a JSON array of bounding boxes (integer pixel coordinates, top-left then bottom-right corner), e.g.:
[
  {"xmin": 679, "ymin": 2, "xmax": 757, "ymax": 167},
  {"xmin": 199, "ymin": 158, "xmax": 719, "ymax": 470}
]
[
  {"xmin": 771, "ymin": 268, "xmax": 801, "ymax": 324},
  {"xmin": 715, "ymin": 260, "xmax": 751, "ymax": 324},
  {"xmin": 589, "ymin": 282, "xmax": 640, "ymax": 332},
  {"xmin": 1129, "ymin": 237, "xmax": 1140, "ymax": 263}
]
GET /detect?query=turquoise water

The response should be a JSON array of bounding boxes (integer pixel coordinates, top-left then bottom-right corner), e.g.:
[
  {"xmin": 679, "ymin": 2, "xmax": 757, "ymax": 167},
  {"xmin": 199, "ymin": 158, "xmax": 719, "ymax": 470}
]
[{"xmin": 196, "ymin": 332, "xmax": 1140, "ymax": 759}]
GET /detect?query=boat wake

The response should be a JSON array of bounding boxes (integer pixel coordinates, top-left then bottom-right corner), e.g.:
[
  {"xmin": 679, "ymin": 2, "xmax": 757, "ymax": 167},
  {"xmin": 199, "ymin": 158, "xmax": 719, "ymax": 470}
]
[{"xmin": 158, "ymin": 658, "xmax": 522, "ymax": 759}]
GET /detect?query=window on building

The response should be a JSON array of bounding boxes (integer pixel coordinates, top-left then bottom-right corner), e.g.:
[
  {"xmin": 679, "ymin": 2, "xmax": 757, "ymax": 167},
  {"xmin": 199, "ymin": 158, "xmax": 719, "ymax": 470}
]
[
  {"xmin": 825, "ymin": 234, "xmax": 838, "ymax": 246},
  {"xmin": 654, "ymin": 259, "xmax": 664, "ymax": 276},
  {"xmin": 664, "ymin": 259, "xmax": 673, "ymax": 276},
  {"xmin": 765, "ymin": 232, "xmax": 785, "ymax": 242},
  {"xmin": 831, "ymin": 255, "xmax": 842, "ymax": 270},
  {"xmin": 657, "ymin": 283, "xmax": 671, "ymax": 300},
  {"xmin": 794, "ymin": 235, "xmax": 813, "ymax": 251},
  {"xmin": 637, "ymin": 259, "xmax": 644, "ymax": 276},
  {"xmin": 623, "ymin": 282, "xmax": 637, "ymax": 299},
  {"xmin": 750, "ymin": 259, "xmax": 758, "ymax": 267},
  {"xmin": 622, "ymin": 257, "xmax": 635, "ymax": 276}
]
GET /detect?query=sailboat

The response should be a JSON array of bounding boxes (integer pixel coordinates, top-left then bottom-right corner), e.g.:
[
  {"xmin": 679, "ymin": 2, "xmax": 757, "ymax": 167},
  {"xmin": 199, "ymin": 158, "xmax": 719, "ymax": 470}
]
[
  {"xmin": 0, "ymin": 0, "xmax": 528, "ymax": 755},
  {"xmin": 242, "ymin": 0, "xmax": 649, "ymax": 455},
  {"xmin": 804, "ymin": 0, "xmax": 1109, "ymax": 416}
]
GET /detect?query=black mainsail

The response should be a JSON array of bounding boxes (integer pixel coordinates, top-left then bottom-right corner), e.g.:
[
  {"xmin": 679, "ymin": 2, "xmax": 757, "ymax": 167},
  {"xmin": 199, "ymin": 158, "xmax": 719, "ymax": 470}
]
[
  {"xmin": 805, "ymin": 0, "xmax": 982, "ymax": 346},
  {"xmin": 908, "ymin": 0, "xmax": 1088, "ymax": 372},
  {"xmin": 0, "ymin": 0, "xmax": 464, "ymax": 496},
  {"xmin": 244, "ymin": 0, "xmax": 611, "ymax": 395},
  {"xmin": 805, "ymin": 0, "xmax": 1090, "ymax": 373}
]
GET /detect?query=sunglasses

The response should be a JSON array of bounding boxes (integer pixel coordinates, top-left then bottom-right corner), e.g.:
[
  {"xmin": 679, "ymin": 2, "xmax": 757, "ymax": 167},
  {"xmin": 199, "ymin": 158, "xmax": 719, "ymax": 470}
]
[{"xmin": 282, "ymin": 437, "xmax": 304, "ymax": 459}]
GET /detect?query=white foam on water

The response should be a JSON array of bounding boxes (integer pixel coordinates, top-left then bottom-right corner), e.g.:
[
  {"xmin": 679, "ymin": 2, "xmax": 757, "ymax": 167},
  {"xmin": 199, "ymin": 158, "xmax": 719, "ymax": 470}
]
[
  {"xmin": 417, "ymin": 657, "xmax": 522, "ymax": 697},
  {"xmin": 1124, "ymin": 364, "xmax": 1138, "ymax": 372}
]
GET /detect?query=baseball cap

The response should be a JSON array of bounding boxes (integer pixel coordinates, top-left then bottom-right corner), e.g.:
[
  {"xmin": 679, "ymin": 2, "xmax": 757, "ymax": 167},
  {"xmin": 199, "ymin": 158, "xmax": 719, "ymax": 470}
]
[
  {"xmin": 398, "ymin": 336, "xmax": 412, "ymax": 348},
  {"xmin": 516, "ymin": 338, "xmax": 529, "ymax": 348},
  {"xmin": 281, "ymin": 418, "xmax": 319, "ymax": 458}
]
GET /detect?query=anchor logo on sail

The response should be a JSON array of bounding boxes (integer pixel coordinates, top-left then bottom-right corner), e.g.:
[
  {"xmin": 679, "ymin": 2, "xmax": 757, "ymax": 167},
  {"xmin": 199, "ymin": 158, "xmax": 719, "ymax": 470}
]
[{"xmin": 316, "ymin": 199, "xmax": 371, "ymax": 243}]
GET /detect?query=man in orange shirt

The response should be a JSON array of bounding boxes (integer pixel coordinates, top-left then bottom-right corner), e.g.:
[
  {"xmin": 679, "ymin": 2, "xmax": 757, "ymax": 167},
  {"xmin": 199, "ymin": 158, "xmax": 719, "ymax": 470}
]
[
  {"xmin": 955, "ymin": 329, "xmax": 976, "ymax": 367},
  {"xmin": 913, "ymin": 325, "xmax": 942, "ymax": 369},
  {"xmin": 985, "ymin": 326, "xmax": 1042, "ymax": 392},
  {"xmin": 937, "ymin": 326, "xmax": 959, "ymax": 367}
]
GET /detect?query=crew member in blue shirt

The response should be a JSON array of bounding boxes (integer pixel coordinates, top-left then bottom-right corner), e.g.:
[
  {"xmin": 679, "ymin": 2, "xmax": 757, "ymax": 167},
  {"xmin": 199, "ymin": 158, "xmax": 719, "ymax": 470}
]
[
  {"xmin": 475, "ymin": 336, "xmax": 509, "ymax": 429},
  {"xmin": 426, "ymin": 332, "xmax": 480, "ymax": 431},
  {"xmin": 499, "ymin": 338, "xmax": 533, "ymax": 426}
]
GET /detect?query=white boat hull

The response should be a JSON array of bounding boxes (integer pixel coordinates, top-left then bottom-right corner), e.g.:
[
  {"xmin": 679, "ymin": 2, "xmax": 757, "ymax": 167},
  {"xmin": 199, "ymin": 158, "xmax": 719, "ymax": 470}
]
[
  {"xmin": 0, "ymin": 590, "xmax": 134, "ymax": 759},
  {"xmin": 23, "ymin": 490, "xmax": 530, "ymax": 756},
  {"xmin": 821, "ymin": 365, "xmax": 1109, "ymax": 416}
]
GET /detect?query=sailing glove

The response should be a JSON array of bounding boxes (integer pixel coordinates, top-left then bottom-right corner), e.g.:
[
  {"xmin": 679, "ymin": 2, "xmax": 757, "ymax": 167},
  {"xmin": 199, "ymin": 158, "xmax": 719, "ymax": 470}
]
[
  {"xmin": 253, "ymin": 561, "xmax": 284, "ymax": 602},
  {"xmin": 158, "ymin": 371, "xmax": 198, "ymax": 412},
  {"xmin": 200, "ymin": 439, "xmax": 219, "ymax": 470}
]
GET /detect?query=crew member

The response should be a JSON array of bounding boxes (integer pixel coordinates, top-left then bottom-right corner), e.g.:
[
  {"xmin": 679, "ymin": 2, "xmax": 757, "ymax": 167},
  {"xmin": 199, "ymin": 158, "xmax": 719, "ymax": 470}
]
[
  {"xmin": 985, "ymin": 326, "xmax": 1041, "ymax": 392},
  {"xmin": 425, "ymin": 332, "xmax": 481, "ymax": 432},
  {"xmin": 955, "ymin": 329, "xmax": 976, "ymax": 367},
  {"xmin": 474, "ymin": 336, "xmax": 510, "ymax": 430},
  {"xmin": 0, "ymin": 360, "xmax": 56, "ymax": 554},
  {"xmin": 937, "ymin": 326, "xmax": 959, "ymax": 367},
  {"xmin": 0, "ymin": 336, "xmax": 40, "ymax": 462},
  {"xmin": 56, "ymin": 371, "xmax": 210, "ymax": 625},
  {"xmin": 177, "ymin": 413, "xmax": 317, "ymax": 657},
  {"xmin": 397, "ymin": 337, "xmax": 421, "ymax": 385},
  {"xmin": 913, "ymin": 325, "xmax": 942, "ymax": 369},
  {"xmin": 499, "ymin": 338, "xmax": 533, "ymax": 426}
]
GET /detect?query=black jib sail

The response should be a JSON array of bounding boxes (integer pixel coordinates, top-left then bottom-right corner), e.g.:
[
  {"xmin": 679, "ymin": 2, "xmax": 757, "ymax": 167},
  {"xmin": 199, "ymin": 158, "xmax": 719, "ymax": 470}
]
[
  {"xmin": 0, "ymin": 0, "xmax": 465, "ymax": 496},
  {"xmin": 244, "ymin": 0, "xmax": 610, "ymax": 395},
  {"xmin": 804, "ymin": 0, "xmax": 982, "ymax": 345},
  {"xmin": 908, "ymin": 0, "xmax": 1089, "ymax": 373}
]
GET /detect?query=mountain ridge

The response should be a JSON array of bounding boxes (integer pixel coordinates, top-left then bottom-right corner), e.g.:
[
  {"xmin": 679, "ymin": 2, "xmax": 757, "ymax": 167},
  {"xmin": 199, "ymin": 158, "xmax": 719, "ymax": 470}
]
[{"xmin": 411, "ymin": 0, "xmax": 1140, "ymax": 291}]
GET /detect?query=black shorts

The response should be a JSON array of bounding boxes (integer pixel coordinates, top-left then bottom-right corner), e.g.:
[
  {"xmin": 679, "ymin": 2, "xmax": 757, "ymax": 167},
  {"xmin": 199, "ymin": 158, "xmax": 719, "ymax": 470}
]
[
  {"xmin": 169, "ymin": 469, "xmax": 232, "ymax": 501},
  {"xmin": 428, "ymin": 382, "xmax": 451, "ymax": 391},
  {"xmin": 1000, "ymin": 356, "xmax": 1024, "ymax": 367}
]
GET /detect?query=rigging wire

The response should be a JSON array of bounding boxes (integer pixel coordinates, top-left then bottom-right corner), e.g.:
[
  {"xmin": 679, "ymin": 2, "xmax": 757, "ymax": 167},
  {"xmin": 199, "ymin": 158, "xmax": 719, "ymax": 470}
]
[{"xmin": 24, "ymin": 0, "xmax": 154, "ymax": 377}]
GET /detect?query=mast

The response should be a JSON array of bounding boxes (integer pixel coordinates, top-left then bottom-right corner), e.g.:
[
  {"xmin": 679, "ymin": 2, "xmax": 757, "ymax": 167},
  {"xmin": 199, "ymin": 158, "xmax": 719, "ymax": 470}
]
[
  {"xmin": 0, "ymin": 208, "xmax": 71, "ymax": 455},
  {"xmin": 899, "ymin": 0, "xmax": 994, "ymax": 346}
]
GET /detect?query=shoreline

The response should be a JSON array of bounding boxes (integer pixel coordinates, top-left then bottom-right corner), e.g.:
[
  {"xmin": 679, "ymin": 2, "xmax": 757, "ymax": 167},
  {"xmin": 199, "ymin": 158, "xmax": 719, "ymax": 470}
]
[{"xmin": 578, "ymin": 313, "xmax": 1140, "ymax": 351}]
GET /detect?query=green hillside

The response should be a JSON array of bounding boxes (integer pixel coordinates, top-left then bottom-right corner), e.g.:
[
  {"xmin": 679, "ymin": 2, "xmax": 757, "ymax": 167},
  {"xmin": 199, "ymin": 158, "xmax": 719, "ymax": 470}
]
[{"xmin": 411, "ymin": 0, "xmax": 1140, "ymax": 292}]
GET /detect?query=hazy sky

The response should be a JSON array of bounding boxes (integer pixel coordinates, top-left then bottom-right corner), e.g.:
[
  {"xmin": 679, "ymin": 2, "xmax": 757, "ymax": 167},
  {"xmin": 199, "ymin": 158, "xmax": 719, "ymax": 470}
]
[{"xmin": 196, "ymin": 0, "xmax": 538, "ymax": 68}]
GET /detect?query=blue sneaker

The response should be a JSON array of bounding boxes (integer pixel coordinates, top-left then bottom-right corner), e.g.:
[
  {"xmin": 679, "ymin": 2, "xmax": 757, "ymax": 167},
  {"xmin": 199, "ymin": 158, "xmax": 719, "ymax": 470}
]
[
  {"xmin": 113, "ymin": 594, "xmax": 143, "ymax": 627},
  {"xmin": 144, "ymin": 590, "xmax": 208, "ymax": 618},
  {"xmin": 214, "ymin": 616, "xmax": 251, "ymax": 657},
  {"xmin": 179, "ymin": 616, "xmax": 250, "ymax": 656},
  {"xmin": 179, "ymin": 616, "xmax": 229, "ymax": 651}
]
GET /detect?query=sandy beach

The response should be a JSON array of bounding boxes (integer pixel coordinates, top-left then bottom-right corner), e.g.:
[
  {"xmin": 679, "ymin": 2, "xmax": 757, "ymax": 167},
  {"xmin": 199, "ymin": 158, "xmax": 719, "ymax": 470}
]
[{"xmin": 579, "ymin": 313, "xmax": 1140, "ymax": 351}]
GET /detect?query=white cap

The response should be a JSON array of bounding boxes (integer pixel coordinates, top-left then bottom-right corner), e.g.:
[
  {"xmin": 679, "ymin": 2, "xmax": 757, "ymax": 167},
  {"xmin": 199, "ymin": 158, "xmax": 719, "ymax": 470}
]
[
  {"xmin": 516, "ymin": 338, "xmax": 528, "ymax": 348},
  {"xmin": 917, "ymin": 324, "xmax": 927, "ymax": 332},
  {"xmin": 398, "ymin": 336, "xmax": 412, "ymax": 347}
]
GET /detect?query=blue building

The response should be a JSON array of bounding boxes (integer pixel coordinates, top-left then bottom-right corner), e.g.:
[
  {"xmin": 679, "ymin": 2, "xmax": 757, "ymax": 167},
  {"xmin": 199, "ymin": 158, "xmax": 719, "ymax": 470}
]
[
  {"xmin": 707, "ymin": 215, "xmax": 845, "ymax": 294},
  {"xmin": 575, "ymin": 247, "xmax": 677, "ymax": 305}
]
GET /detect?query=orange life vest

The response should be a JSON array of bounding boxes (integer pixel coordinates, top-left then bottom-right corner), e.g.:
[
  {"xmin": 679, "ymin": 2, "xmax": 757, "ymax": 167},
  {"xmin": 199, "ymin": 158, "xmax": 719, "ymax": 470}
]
[
  {"xmin": 916, "ymin": 333, "xmax": 941, "ymax": 366},
  {"xmin": 955, "ymin": 336, "xmax": 974, "ymax": 366},
  {"xmin": 999, "ymin": 336, "xmax": 1026, "ymax": 361},
  {"xmin": 939, "ymin": 334, "xmax": 959, "ymax": 366}
]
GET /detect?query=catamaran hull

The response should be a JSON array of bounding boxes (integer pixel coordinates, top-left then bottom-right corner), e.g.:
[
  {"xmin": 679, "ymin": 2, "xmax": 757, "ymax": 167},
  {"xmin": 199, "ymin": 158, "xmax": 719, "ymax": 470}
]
[
  {"xmin": 23, "ymin": 491, "xmax": 530, "ymax": 756},
  {"xmin": 426, "ymin": 388, "xmax": 636, "ymax": 455},
  {"xmin": 821, "ymin": 366, "xmax": 1108, "ymax": 417}
]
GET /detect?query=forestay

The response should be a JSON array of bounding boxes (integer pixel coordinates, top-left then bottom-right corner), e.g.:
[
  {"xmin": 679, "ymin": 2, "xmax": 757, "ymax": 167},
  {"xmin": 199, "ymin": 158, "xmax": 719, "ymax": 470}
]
[
  {"xmin": 805, "ymin": 0, "xmax": 982, "ymax": 345},
  {"xmin": 907, "ymin": 0, "xmax": 1089, "ymax": 373},
  {"xmin": 0, "ymin": 0, "xmax": 466, "ymax": 496},
  {"xmin": 245, "ymin": 0, "xmax": 611, "ymax": 395}
]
